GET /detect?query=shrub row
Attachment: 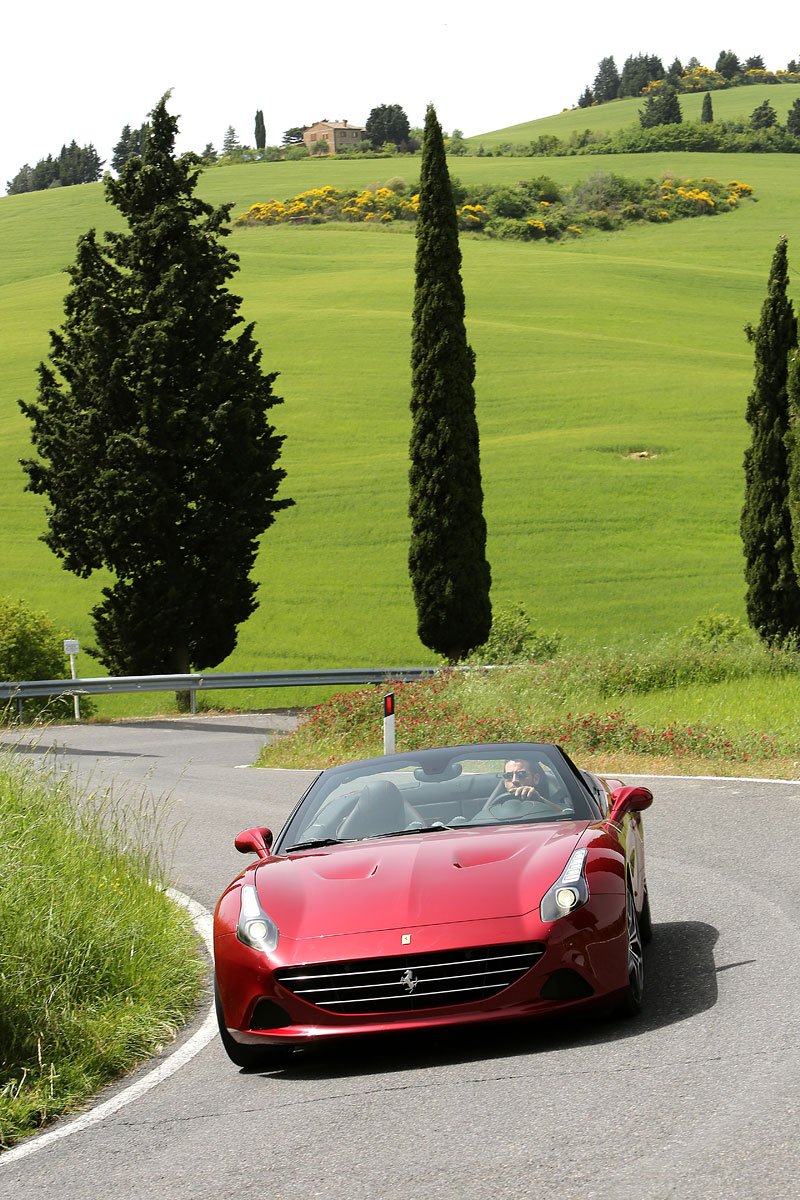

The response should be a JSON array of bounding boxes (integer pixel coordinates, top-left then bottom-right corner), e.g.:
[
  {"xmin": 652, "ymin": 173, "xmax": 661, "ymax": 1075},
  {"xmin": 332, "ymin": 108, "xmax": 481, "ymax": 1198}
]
[
  {"xmin": 236, "ymin": 173, "xmax": 753, "ymax": 243},
  {"xmin": 477, "ymin": 120, "xmax": 800, "ymax": 158}
]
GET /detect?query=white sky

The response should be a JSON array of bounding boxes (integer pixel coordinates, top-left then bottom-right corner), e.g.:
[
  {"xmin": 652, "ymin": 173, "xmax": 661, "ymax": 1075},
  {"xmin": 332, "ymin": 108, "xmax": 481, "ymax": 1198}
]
[{"xmin": 2, "ymin": 3, "xmax": 796, "ymax": 191}]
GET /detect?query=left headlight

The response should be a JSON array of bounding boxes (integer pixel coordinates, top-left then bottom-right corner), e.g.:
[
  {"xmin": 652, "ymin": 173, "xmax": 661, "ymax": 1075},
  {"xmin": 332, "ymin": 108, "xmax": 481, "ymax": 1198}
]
[
  {"xmin": 236, "ymin": 883, "xmax": 279, "ymax": 952},
  {"xmin": 540, "ymin": 848, "xmax": 589, "ymax": 923}
]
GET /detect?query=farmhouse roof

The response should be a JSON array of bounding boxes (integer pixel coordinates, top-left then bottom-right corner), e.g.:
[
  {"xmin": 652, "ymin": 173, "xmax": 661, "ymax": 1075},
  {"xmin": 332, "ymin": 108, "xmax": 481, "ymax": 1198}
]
[{"xmin": 309, "ymin": 119, "xmax": 366, "ymax": 131}]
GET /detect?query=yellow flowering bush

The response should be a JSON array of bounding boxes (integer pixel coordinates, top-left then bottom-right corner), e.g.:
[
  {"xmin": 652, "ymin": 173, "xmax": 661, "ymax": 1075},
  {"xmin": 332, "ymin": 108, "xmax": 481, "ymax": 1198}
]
[
  {"xmin": 677, "ymin": 65, "xmax": 728, "ymax": 92},
  {"xmin": 457, "ymin": 203, "xmax": 489, "ymax": 230}
]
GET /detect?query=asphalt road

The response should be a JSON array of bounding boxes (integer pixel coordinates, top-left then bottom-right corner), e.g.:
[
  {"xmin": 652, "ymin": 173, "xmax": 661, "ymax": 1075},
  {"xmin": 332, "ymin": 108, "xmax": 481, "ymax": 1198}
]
[{"xmin": 1, "ymin": 717, "xmax": 799, "ymax": 1199}]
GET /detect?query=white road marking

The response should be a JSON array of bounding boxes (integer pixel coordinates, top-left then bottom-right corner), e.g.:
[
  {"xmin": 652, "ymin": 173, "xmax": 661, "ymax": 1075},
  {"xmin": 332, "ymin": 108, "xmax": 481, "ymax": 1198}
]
[{"xmin": 1, "ymin": 889, "xmax": 216, "ymax": 1167}]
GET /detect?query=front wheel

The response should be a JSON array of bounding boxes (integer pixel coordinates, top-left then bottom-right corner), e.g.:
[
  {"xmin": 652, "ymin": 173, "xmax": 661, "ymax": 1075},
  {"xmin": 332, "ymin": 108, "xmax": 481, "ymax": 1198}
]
[
  {"xmin": 215, "ymin": 980, "xmax": 294, "ymax": 1071},
  {"xmin": 618, "ymin": 885, "xmax": 645, "ymax": 1017},
  {"xmin": 638, "ymin": 884, "xmax": 653, "ymax": 945}
]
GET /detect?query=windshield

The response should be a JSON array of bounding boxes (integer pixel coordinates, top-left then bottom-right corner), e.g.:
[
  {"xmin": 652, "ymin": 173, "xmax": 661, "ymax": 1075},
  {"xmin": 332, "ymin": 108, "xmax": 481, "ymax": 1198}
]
[{"xmin": 277, "ymin": 743, "xmax": 599, "ymax": 851}]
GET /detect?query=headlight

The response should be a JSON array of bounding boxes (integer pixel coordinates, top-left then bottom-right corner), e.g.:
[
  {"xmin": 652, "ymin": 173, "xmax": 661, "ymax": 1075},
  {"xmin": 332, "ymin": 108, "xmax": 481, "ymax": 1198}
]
[
  {"xmin": 236, "ymin": 883, "xmax": 279, "ymax": 952},
  {"xmin": 540, "ymin": 849, "xmax": 589, "ymax": 922}
]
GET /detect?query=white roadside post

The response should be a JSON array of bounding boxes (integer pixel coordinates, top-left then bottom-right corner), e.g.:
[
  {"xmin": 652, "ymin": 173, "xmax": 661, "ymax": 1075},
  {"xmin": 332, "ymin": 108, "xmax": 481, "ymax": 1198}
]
[
  {"xmin": 63, "ymin": 639, "xmax": 80, "ymax": 720},
  {"xmin": 383, "ymin": 692, "xmax": 396, "ymax": 755}
]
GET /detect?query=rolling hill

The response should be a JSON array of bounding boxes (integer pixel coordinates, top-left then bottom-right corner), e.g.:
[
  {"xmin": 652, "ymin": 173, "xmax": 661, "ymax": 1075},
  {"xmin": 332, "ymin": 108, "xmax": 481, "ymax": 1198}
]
[
  {"xmin": 2, "ymin": 104, "xmax": 800, "ymax": 711},
  {"xmin": 470, "ymin": 83, "xmax": 800, "ymax": 145}
]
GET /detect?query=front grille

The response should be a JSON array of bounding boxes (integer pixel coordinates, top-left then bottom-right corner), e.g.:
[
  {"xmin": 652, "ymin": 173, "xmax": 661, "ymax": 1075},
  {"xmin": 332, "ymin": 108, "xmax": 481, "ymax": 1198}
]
[{"xmin": 274, "ymin": 942, "xmax": 544, "ymax": 1014}]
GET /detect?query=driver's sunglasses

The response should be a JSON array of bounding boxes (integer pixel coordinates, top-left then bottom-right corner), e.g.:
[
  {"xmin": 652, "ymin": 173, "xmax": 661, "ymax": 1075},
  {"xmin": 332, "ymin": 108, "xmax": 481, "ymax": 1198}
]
[{"xmin": 503, "ymin": 769, "xmax": 531, "ymax": 780}]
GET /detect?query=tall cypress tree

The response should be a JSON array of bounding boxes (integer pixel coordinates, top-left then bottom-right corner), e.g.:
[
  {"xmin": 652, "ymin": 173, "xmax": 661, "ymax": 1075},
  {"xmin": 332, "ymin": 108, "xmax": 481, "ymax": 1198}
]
[
  {"xmin": 701, "ymin": 92, "xmax": 714, "ymax": 124},
  {"xmin": 255, "ymin": 109, "xmax": 266, "ymax": 150},
  {"xmin": 786, "ymin": 349, "xmax": 800, "ymax": 590},
  {"xmin": 20, "ymin": 94, "xmax": 292, "ymax": 676},
  {"xmin": 741, "ymin": 236, "xmax": 800, "ymax": 644},
  {"xmin": 408, "ymin": 104, "xmax": 491, "ymax": 662}
]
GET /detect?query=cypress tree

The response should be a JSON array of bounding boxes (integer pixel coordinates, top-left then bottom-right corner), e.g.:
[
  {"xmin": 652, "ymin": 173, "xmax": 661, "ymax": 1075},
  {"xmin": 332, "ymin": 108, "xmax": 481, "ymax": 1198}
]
[
  {"xmin": 408, "ymin": 104, "xmax": 491, "ymax": 662},
  {"xmin": 786, "ymin": 349, "xmax": 800, "ymax": 590},
  {"xmin": 741, "ymin": 237, "xmax": 800, "ymax": 644},
  {"xmin": 255, "ymin": 109, "xmax": 266, "ymax": 150},
  {"xmin": 701, "ymin": 92, "xmax": 714, "ymax": 124},
  {"xmin": 20, "ymin": 94, "xmax": 292, "ymax": 677}
]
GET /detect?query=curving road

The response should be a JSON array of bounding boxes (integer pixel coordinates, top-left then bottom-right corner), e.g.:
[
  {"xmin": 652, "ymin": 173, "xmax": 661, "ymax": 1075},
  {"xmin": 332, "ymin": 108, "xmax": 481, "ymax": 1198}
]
[{"xmin": 2, "ymin": 717, "xmax": 800, "ymax": 1199}]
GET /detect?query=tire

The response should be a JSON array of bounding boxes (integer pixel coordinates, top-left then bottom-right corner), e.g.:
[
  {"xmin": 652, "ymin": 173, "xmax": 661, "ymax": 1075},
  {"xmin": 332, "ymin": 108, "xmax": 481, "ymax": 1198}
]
[
  {"xmin": 638, "ymin": 884, "xmax": 653, "ymax": 946},
  {"xmin": 214, "ymin": 980, "xmax": 294, "ymax": 1071},
  {"xmin": 618, "ymin": 885, "xmax": 645, "ymax": 1017}
]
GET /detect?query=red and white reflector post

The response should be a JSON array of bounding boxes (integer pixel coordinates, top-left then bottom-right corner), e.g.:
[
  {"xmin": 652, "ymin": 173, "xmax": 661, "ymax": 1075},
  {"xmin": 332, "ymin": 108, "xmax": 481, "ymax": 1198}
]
[{"xmin": 383, "ymin": 692, "xmax": 396, "ymax": 755}]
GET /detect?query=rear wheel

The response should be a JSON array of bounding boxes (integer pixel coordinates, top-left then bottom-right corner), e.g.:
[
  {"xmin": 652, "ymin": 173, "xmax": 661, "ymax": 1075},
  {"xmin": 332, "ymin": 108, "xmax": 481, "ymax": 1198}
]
[
  {"xmin": 618, "ymin": 885, "xmax": 645, "ymax": 1016},
  {"xmin": 214, "ymin": 980, "xmax": 294, "ymax": 1071}
]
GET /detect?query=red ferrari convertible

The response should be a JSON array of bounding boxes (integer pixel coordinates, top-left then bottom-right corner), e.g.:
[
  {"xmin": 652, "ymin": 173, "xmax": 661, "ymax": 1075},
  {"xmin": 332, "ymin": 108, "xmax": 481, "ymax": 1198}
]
[{"xmin": 214, "ymin": 742, "xmax": 653, "ymax": 1068}]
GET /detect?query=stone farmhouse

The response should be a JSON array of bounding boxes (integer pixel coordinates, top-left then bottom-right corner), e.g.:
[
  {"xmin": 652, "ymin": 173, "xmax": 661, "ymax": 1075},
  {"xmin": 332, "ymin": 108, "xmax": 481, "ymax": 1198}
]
[{"xmin": 303, "ymin": 120, "xmax": 366, "ymax": 154}]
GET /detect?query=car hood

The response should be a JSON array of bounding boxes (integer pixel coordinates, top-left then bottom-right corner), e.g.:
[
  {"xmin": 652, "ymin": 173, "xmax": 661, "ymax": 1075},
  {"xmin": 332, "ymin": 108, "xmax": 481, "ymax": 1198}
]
[{"xmin": 255, "ymin": 823, "xmax": 587, "ymax": 938}]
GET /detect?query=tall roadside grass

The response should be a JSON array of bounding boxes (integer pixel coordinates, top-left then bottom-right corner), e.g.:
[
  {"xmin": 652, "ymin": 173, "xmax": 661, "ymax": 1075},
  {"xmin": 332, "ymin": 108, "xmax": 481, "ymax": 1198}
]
[
  {"xmin": 0, "ymin": 756, "xmax": 204, "ymax": 1149},
  {"xmin": 258, "ymin": 620, "xmax": 800, "ymax": 779}
]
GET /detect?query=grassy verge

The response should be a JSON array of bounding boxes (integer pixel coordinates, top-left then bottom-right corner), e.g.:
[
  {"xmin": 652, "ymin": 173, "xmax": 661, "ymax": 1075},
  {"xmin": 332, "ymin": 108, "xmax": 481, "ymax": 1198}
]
[
  {"xmin": 0, "ymin": 755, "xmax": 204, "ymax": 1149},
  {"xmin": 257, "ymin": 632, "xmax": 800, "ymax": 780}
]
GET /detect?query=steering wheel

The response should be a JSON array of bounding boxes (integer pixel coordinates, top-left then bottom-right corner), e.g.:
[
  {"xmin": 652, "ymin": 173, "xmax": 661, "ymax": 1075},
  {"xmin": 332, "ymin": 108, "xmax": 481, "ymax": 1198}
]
[{"xmin": 483, "ymin": 795, "xmax": 548, "ymax": 820}]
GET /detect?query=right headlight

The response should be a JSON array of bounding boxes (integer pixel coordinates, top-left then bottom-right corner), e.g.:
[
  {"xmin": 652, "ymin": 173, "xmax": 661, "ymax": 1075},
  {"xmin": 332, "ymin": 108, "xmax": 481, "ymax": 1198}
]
[
  {"xmin": 540, "ymin": 848, "xmax": 589, "ymax": 923},
  {"xmin": 236, "ymin": 883, "xmax": 279, "ymax": 952}
]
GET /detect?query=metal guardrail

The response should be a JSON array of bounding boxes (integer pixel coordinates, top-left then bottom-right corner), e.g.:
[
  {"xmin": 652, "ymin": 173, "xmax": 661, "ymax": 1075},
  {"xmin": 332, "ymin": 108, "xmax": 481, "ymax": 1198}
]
[{"xmin": 0, "ymin": 666, "xmax": 441, "ymax": 716}]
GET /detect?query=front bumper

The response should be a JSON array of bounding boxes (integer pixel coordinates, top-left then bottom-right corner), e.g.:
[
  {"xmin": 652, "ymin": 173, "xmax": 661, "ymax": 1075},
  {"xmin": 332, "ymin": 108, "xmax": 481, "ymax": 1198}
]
[{"xmin": 214, "ymin": 897, "xmax": 628, "ymax": 1045}]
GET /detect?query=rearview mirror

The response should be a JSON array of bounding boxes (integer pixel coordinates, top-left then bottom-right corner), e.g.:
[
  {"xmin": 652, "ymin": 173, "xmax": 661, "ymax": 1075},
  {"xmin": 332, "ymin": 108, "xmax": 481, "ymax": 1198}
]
[
  {"xmin": 608, "ymin": 785, "xmax": 653, "ymax": 823},
  {"xmin": 234, "ymin": 826, "xmax": 273, "ymax": 858}
]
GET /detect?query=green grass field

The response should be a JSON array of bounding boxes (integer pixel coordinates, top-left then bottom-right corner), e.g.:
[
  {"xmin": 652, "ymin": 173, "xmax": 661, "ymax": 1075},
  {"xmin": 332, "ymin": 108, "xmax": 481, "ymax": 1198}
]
[{"xmin": 3, "ymin": 116, "xmax": 800, "ymax": 718}]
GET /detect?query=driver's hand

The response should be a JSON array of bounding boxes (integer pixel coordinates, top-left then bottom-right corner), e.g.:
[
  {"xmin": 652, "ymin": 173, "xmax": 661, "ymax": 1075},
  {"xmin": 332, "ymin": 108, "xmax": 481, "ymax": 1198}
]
[{"xmin": 511, "ymin": 786, "xmax": 561, "ymax": 811}]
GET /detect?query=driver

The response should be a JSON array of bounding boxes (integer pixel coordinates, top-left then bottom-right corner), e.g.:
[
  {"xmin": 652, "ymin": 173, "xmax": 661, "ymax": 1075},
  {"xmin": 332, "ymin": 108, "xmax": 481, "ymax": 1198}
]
[{"xmin": 500, "ymin": 758, "xmax": 562, "ymax": 813}]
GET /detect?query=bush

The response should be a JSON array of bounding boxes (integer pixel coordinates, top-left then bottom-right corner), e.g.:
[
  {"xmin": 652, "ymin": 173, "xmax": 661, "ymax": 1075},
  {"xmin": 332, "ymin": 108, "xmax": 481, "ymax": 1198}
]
[
  {"xmin": 684, "ymin": 609, "xmax": 751, "ymax": 647},
  {"xmin": 466, "ymin": 601, "xmax": 562, "ymax": 664},
  {"xmin": 0, "ymin": 596, "xmax": 94, "ymax": 723}
]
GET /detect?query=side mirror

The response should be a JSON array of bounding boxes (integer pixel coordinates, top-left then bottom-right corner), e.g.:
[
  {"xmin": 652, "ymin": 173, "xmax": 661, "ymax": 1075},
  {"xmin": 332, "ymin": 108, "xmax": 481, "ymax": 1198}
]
[
  {"xmin": 234, "ymin": 826, "xmax": 273, "ymax": 858},
  {"xmin": 608, "ymin": 785, "xmax": 653, "ymax": 823}
]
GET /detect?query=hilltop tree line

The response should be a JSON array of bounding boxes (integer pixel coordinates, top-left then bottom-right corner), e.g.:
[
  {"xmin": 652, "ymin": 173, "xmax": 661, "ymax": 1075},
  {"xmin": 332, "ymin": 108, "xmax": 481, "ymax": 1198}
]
[
  {"xmin": 7, "ymin": 102, "xmax": 419, "ymax": 196},
  {"xmin": 579, "ymin": 51, "xmax": 800, "ymax": 106},
  {"xmin": 7, "ymin": 142, "xmax": 104, "ymax": 195}
]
